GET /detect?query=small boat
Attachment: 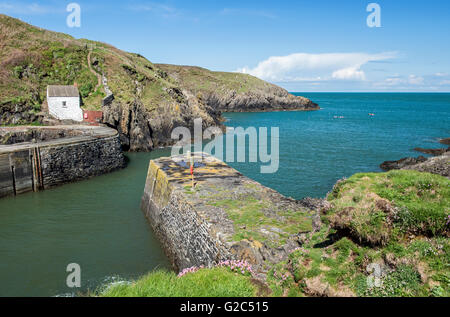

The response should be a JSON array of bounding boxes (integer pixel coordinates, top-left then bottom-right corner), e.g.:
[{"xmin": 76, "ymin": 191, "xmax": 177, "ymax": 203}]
[{"xmin": 369, "ymin": 113, "xmax": 375, "ymax": 116}]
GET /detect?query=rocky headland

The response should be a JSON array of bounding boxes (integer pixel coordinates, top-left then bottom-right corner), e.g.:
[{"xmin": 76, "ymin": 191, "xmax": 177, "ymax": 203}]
[{"xmin": 0, "ymin": 14, "xmax": 319, "ymax": 152}]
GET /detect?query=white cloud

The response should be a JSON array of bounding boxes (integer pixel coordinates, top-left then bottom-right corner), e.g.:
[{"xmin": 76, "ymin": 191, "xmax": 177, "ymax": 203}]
[
  {"xmin": 440, "ymin": 80, "xmax": 450, "ymax": 85},
  {"xmin": 408, "ymin": 74, "xmax": 424, "ymax": 85},
  {"xmin": 128, "ymin": 2, "xmax": 179, "ymax": 18},
  {"xmin": 220, "ymin": 8, "xmax": 277, "ymax": 19},
  {"xmin": 236, "ymin": 52, "xmax": 396, "ymax": 82},
  {"xmin": 0, "ymin": 2, "xmax": 57, "ymax": 15},
  {"xmin": 332, "ymin": 67, "xmax": 366, "ymax": 80},
  {"xmin": 374, "ymin": 74, "xmax": 426, "ymax": 88},
  {"xmin": 130, "ymin": 3, "xmax": 175, "ymax": 13},
  {"xmin": 435, "ymin": 72, "xmax": 448, "ymax": 77}
]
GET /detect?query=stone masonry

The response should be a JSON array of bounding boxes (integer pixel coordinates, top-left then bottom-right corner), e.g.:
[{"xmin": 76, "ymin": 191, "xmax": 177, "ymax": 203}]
[
  {"xmin": 141, "ymin": 153, "xmax": 316, "ymax": 275},
  {"xmin": 0, "ymin": 125, "xmax": 125, "ymax": 198}
]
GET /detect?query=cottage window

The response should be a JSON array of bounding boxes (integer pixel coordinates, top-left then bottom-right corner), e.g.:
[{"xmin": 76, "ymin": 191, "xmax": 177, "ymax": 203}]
[{"xmin": 62, "ymin": 101, "xmax": 67, "ymax": 108}]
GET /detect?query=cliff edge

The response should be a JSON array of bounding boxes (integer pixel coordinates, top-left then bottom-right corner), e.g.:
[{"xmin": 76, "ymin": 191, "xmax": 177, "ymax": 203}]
[{"xmin": 0, "ymin": 14, "xmax": 319, "ymax": 151}]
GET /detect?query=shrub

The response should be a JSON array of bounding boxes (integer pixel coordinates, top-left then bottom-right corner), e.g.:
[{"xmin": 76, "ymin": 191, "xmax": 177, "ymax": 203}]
[{"xmin": 327, "ymin": 170, "xmax": 449, "ymax": 245}]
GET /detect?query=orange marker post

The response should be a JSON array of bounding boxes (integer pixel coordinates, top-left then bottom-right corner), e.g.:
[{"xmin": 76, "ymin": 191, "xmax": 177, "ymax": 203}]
[{"xmin": 188, "ymin": 151, "xmax": 194, "ymax": 188}]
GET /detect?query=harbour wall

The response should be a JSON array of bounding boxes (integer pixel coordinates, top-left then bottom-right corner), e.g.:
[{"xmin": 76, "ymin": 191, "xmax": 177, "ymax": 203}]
[
  {"xmin": 141, "ymin": 153, "xmax": 316, "ymax": 274},
  {"xmin": 0, "ymin": 125, "xmax": 125, "ymax": 198}
]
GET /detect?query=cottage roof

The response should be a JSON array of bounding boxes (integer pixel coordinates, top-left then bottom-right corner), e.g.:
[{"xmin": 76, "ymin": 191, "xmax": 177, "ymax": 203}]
[{"xmin": 47, "ymin": 85, "xmax": 79, "ymax": 98}]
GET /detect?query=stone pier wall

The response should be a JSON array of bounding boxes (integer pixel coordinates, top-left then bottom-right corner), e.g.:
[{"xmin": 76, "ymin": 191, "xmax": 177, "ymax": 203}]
[
  {"xmin": 141, "ymin": 153, "xmax": 316, "ymax": 275},
  {"xmin": 141, "ymin": 159, "xmax": 231, "ymax": 272},
  {"xmin": 0, "ymin": 125, "xmax": 125, "ymax": 198}
]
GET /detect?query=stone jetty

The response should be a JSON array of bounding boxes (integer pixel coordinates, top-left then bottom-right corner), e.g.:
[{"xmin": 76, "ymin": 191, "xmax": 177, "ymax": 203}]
[{"xmin": 141, "ymin": 152, "xmax": 316, "ymax": 275}]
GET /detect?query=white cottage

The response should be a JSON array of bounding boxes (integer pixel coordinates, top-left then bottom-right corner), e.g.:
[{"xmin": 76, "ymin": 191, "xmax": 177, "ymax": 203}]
[{"xmin": 47, "ymin": 85, "xmax": 83, "ymax": 122}]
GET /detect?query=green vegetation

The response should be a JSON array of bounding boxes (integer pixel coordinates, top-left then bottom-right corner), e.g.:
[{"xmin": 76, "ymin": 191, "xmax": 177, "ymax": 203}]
[
  {"xmin": 0, "ymin": 14, "xmax": 183, "ymax": 120},
  {"xmin": 157, "ymin": 64, "xmax": 280, "ymax": 98},
  {"xmin": 327, "ymin": 170, "xmax": 449, "ymax": 245},
  {"xmin": 96, "ymin": 170, "xmax": 449, "ymax": 298},
  {"xmin": 99, "ymin": 268, "xmax": 257, "ymax": 297},
  {"xmin": 205, "ymin": 190, "xmax": 313, "ymax": 248},
  {"xmin": 261, "ymin": 170, "xmax": 449, "ymax": 297},
  {"xmin": 0, "ymin": 14, "xmax": 302, "ymax": 126}
]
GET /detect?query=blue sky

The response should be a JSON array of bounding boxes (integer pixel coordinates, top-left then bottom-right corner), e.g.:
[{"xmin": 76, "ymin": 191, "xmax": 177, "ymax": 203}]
[{"xmin": 1, "ymin": 0, "xmax": 450, "ymax": 92}]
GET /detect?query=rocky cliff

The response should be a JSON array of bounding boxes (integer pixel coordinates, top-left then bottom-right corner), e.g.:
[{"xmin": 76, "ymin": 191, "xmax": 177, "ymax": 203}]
[{"xmin": 0, "ymin": 14, "xmax": 319, "ymax": 151}]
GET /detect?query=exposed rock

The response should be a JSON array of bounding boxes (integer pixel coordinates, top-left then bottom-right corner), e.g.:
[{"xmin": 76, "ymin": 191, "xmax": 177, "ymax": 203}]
[
  {"xmin": 298, "ymin": 197, "xmax": 332, "ymax": 214},
  {"xmin": 413, "ymin": 147, "xmax": 449, "ymax": 156},
  {"xmin": 439, "ymin": 138, "xmax": 450, "ymax": 145},
  {"xmin": 0, "ymin": 100, "xmax": 43, "ymax": 126},
  {"xmin": 304, "ymin": 276, "xmax": 355, "ymax": 297},
  {"xmin": 402, "ymin": 152, "xmax": 450, "ymax": 178},
  {"xmin": 380, "ymin": 156, "xmax": 427, "ymax": 171},
  {"xmin": 102, "ymin": 94, "xmax": 222, "ymax": 151},
  {"xmin": 375, "ymin": 199, "xmax": 395, "ymax": 214}
]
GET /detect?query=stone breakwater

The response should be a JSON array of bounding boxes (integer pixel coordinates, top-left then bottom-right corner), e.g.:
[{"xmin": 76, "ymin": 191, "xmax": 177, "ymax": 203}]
[
  {"xmin": 141, "ymin": 153, "xmax": 317, "ymax": 275},
  {"xmin": 0, "ymin": 125, "xmax": 125, "ymax": 198}
]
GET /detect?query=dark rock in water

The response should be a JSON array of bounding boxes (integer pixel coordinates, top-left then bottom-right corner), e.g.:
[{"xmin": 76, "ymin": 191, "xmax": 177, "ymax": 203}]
[
  {"xmin": 413, "ymin": 147, "xmax": 449, "ymax": 156},
  {"xmin": 380, "ymin": 156, "xmax": 428, "ymax": 171},
  {"xmin": 439, "ymin": 138, "xmax": 450, "ymax": 145}
]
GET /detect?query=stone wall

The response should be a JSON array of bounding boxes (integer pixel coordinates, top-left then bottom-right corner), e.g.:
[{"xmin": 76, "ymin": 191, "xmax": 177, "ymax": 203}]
[
  {"xmin": 141, "ymin": 153, "xmax": 316, "ymax": 275},
  {"xmin": 141, "ymin": 159, "xmax": 231, "ymax": 272},
  {"xmin": 40, "ymin": 135, "xmax": 124, "ymax": 188},
  {"xmin": 0, "ymin": 126, "xmax": 125, "ymax": 198}
]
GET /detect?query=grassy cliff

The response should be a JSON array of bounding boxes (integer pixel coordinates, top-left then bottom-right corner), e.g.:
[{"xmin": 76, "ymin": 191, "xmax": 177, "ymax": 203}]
[
  {"xmin": 268, "ymin": 170, "xmax": 449, "ymax": 297},
  {"xmin": 0, "ymin": 14, "xmax": 318, "ymax": 150},
  {"xmin": 0, "ymin": 14, "xmax": 181, "ymax": 119},
  {"xmin": 100, "ymin": 170, "xmax": 449, "ymax": 297}
]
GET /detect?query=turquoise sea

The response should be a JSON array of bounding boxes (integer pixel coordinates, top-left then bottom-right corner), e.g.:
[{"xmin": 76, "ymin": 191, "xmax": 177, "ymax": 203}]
[
  {"xmin": 224, "ymin": 93, "xmax": 450, "ymax": 199},
  {"xmin": 0, "ymin": 93, "xmax": 449, "ymax": 296}
]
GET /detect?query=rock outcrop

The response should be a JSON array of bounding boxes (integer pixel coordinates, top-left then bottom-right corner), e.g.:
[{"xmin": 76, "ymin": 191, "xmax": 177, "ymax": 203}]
[
  {"xmin": 402, "ymin": 152, "xmax": 450, "ymax": 178},
  {"xmin": 380, "ymin": 156, "xmax": 428, "ymax": 171},
  {"xmin": 413, "ymin": 147, "xmax": 449, "ymax": 156},
  {"xmin": 380, "ymin": 151, "xmax": 449, "ymax": 179}
]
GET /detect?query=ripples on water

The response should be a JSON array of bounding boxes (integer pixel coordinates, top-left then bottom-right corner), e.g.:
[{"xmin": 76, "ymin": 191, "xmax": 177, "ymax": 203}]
[{"xmin": 224, "ymin": 93, "xmax": 450, "ymax": 199}]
